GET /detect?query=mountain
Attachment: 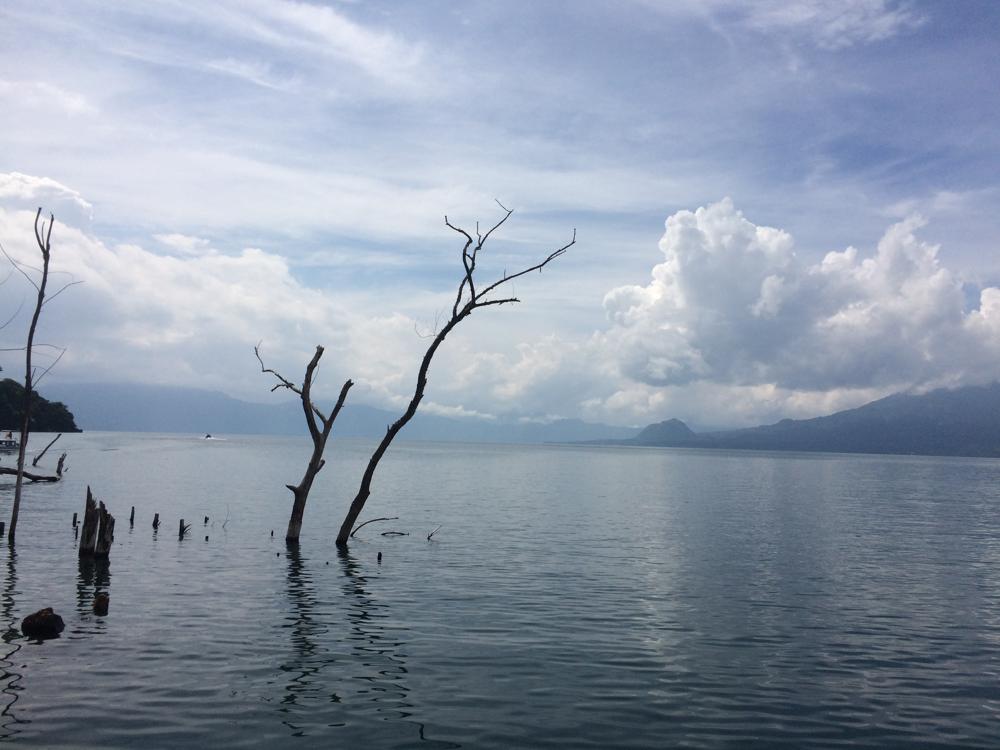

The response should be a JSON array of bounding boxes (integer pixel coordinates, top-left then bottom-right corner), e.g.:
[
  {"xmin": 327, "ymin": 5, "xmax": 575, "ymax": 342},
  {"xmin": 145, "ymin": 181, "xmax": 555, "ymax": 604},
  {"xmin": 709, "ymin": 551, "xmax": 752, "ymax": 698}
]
[
  {"xmin": 42, "ymin": 381, "xmax": 639, "ymax": 444},
  {"xmin": 0, "ymin": 378, "xmax": 80, "ymax": 432},
  {"xmin": 633, "ymin": 418, "xmax": 696, "ymax": 444},
  {"xmin": 617, "ymin": 383, "xmax": 1000, "ymax": 458}
]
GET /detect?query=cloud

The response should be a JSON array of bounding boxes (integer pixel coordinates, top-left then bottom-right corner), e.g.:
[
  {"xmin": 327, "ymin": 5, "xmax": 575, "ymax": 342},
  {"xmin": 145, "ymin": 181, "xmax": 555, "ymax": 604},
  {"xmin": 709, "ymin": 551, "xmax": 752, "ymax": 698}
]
[
  {"xmin": 602, "ymin": 198, "xmax": 1000, "ymax": 396},
  {"xmin": 737, "ymin": 0, "xmax": 924, "ymax": 49},
  {"xmin": 0, "ymin": 173, "xmax": 93, "ymax": 224},
  {"xmin": 654, "ymin": 0, "xmax": 924, "ymax": 49},
  {"xmin": 0, "ymin": 78, "xmax": 97, "ymax": 115},
  {"xmin": 154, "ymin": 233, "xmax": 212, "ymax": 256}
]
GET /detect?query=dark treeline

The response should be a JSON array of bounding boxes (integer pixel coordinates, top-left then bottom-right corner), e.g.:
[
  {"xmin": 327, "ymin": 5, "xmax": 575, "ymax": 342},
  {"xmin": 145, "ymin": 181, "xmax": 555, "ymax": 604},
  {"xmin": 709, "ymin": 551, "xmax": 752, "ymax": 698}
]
[{"xmin": 0, "ymin": 378, "xmax": 80, "ymax": 433}]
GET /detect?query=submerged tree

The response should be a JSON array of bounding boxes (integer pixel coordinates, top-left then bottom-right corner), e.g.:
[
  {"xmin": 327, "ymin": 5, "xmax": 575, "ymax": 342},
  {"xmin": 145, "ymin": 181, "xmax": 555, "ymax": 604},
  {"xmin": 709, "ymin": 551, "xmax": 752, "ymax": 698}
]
[
  {"xmin": 0, "ymin": 209, "xmax": 76, "ymax": 540},
  {"xmin": 256, "ymin": 344, "xmax": 353, "ymax": 543},
  {"xmin": 336, "ymin": 204, "xmax": 574, "ymax": 546}
]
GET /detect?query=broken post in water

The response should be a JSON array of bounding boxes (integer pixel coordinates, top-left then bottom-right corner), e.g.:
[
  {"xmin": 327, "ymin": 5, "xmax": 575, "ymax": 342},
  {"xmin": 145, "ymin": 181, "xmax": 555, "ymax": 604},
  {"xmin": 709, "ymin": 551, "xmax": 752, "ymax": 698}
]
[
  {"xmin": 95, "ymin": 503, "xmax": 115, "ymax": 558},
  {"xmin": 79, "ymin": 487, "xmax": 100, "ymax": 556},
  {"xmin": 152, "ymin": 513, "xmax": 160, "ymax": 530},
  {"xmin": 79, "ymin": 487, "xmax": 115, "ymax": 558}
]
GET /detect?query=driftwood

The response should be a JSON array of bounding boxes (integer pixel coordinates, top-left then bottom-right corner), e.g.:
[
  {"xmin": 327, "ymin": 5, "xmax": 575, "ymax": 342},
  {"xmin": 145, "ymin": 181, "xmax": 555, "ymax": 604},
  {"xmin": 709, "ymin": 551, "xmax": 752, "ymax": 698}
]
[
  {"xmin": 427, "ymin": 524, "xmax": 442, "ymax": 540},
  {"xmin": 350, "ymin": 516, "xmax": 399, "ymax": 539},
  {"xmin": 0, "ymin": 465, "xmax": 61, "ymax": 482},
  {"xmin": 31, "ymin": 433, "xmax": 61, "ymax": 467}
]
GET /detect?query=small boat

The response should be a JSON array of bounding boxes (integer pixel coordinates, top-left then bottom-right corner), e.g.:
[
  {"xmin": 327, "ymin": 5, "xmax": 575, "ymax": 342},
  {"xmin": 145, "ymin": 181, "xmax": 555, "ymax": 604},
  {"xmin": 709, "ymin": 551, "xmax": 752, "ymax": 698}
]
[{"xmin": 0, "ymin": 431, "xmax": 20, "ymax": 452}]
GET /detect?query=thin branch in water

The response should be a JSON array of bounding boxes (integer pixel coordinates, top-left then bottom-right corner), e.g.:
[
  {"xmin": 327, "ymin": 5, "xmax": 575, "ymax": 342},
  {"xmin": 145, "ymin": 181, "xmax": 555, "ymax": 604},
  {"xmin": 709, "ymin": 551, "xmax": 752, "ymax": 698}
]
[
  {"xmin": 350, "ymin": 516, "xmax": 400, "ymax": 539},
  {"xmin": 31, "ymin": 433, "xmax": 61, "ymax": 467},
  {"xmin": 427, "ymin": 524, "xmax": 442, "ymax": 540}
]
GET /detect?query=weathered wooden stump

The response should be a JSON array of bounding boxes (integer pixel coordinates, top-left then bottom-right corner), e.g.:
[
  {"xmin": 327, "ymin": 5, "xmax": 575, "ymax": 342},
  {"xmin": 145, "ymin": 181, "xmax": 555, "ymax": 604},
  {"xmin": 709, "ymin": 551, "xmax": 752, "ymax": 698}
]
[
  {"xmin": 129, "ymin": 506, "xmax": 135, "ymax": 527},
  {"xmin": 21, "ymin": 608, "xmax": 65, "ymax": 639},
  {"xmin": 95, "ymin": 503, "xmax": 115, "ymax": 558},
  {"xmin": 72, "ymin": 511, "xmax": 78, "ymax": 527},
  {"xmin": 152, "ymin": 513, "xmax": 160, "ymax": 530},
  {"xmin": 80, "ymin": 488, "xmax": 115, "ymax": 558},
  {"xmin": 79, "ymin": 487, "xmax": 100, "ymax": 556},
  {"xmin": 178, "ymin": 519, "xmax": 191, "ymax": 539}
]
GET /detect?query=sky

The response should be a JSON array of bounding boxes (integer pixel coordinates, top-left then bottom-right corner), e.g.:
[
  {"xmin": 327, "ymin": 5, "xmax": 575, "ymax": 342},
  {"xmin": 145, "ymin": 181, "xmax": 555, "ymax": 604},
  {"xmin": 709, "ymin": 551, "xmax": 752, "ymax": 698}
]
[{"xmin": 1, "ymin": 0, "xmax": 999, "ymax": 430}]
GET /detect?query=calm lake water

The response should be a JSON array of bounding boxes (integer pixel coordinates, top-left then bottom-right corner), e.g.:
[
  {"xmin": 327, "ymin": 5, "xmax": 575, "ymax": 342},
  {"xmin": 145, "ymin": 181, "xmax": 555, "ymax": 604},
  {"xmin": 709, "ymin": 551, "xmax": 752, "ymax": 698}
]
[{"xmin": 1, "ymin": 432, "xmax": 999, "ymax": 748}]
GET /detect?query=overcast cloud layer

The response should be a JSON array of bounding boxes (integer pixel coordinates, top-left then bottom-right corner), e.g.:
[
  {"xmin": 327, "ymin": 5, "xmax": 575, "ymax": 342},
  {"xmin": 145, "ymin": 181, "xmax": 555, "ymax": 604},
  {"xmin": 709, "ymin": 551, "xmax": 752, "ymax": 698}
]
[{"xmin": 2, "ymin": 1, "xmax": 1000, "ymax": 429}]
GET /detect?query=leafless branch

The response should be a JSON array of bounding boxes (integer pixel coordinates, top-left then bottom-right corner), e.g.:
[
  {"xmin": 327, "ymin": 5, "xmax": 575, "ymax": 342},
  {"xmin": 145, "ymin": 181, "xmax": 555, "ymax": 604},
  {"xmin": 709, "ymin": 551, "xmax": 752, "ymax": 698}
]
[
  {"xmin": 31, "ymin": 433, "xmax": 61, "ymax": 467},
  {"xmin": 427, "ymin": 524, "xmax": 442, "ymax": 540},
  {"xmin": 335, "ymin": 204, "xmax": 573, "ymax": 546},
  {"xmin": 350, "ymin": 516, "xmax": 400, "ymax": 539}
]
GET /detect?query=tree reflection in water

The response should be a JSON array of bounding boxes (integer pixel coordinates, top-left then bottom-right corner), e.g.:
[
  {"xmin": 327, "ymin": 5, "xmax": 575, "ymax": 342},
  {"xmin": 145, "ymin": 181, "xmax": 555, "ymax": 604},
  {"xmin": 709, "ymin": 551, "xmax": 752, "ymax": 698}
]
[
  {"xmin": 279, "ymin": 545, "xmax": 455, "ymax": 746},
  {"xmin": 1, "ymin": 542, "xmax": 25, "ymax": 740}
]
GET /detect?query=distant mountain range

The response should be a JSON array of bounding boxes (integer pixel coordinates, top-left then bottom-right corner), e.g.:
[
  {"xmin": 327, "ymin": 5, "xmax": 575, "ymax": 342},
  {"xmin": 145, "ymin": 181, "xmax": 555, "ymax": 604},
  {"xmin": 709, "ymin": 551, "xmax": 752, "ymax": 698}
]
[
  {"xmin": 610, "ymin": 383, "xmax": 1000, "ymax": 458},
  {"xmin": 42, "ymin": 382, "xmax": 639, "ymax": 444},
  {"xmin": 38, "ymin": 381, "xmax": 1000, "ymax": 457}
]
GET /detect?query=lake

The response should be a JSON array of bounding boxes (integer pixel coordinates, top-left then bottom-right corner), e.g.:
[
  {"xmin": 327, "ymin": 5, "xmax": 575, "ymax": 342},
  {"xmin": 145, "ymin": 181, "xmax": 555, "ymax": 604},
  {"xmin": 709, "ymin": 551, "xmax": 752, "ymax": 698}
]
[{"xmin": 1, "ymin": 432, "xmax": 999, "ymax": 748}]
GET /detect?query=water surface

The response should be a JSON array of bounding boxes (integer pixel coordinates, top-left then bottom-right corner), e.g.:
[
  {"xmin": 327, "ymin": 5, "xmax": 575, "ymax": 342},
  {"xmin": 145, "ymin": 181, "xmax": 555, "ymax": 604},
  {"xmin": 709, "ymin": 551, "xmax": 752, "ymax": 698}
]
[{"xmin": 1, "ymin": 433, "xmax": 999, "ymax": 747}]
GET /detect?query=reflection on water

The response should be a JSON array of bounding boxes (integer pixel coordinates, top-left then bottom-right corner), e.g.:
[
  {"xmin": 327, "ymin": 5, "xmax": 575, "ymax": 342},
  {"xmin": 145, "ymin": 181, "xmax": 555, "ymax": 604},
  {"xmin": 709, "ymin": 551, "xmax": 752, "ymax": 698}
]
[
  {"xmin": 279, "ymin": 544, "xmax": 334, "ymax": 719},
  {"xmin": 75, "ymin": 557, "xmax": 111, "ymax": 628},
  {"xmin": 278, "ymin": 544, "xmax": 455, "ymax": 745},
  {"xmin": 1, "ymin": 543, "xmax": 24, "ymax": 741},
  {"xmin": 2, "ymin": 435, "xmax": 1000, "ymax": 747}
]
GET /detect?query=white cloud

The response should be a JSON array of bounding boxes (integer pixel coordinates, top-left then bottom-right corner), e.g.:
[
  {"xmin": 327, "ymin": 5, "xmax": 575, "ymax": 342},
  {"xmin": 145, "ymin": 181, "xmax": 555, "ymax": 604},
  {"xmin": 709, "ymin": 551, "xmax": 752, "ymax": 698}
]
[
  {"xmin": 0, "ymin": 78, "xmax": 97, "ymax": 115},
  {"xmin": 602, "ymin": 198, "xmax": 999, "ymax": 396},
  {"xmin": 154, "ymin": 233, "xmax": 212, "ymax": 256},
  {"xmin": 0, "ymin": 172, "xmax": 93, "ymax": 222},
  {"xmin": 653, "ymin": 0, "xmax": 924, "ymax": 49},
  {"xmin": 740, "ymin": 0, "xmax": 923, "ymax": 49}
]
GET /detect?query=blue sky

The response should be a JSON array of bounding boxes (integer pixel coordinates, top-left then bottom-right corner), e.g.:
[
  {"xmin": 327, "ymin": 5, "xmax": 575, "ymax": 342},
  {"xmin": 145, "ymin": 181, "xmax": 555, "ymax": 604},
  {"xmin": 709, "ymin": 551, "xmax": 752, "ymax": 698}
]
[{"xmin": 2, "ymin": 0, "xmax": 1000, "ymax": 429}]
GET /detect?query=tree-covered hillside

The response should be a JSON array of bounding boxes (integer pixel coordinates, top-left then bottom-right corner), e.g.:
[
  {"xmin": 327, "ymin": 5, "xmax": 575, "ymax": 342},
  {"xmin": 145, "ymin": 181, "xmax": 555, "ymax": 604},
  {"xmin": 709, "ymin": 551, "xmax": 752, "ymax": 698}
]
[{"xmin": 0, "ymin": 378, "xmax": 80, "ymax": 432}]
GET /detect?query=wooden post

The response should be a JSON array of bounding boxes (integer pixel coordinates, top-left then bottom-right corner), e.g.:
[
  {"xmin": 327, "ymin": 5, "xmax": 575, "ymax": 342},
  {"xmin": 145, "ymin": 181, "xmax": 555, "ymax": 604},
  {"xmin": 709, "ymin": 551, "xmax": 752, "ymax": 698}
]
[
  {"xmin": 79, "ymin": 487, "xmax": 100, "ymax": 556},
  {"xmin": 72, "ymin": 512, "xmax": 78, "ymax": 527},
  {"xmin": 95, "ymin": 502, "xmax": 115, "ymax": 558},
  {"xmin": 203, "ymin": 515, "xmax": 209, "ymax": 525},
  {"xmin": 152, "ymin": 513, "xmax": 160, "ymax": 530},
  {"xmin": 129, "ymin": 506, "xmax": 135, "ymax": 526},
  {"xmin": 0, "ymin": 522, "xmax": 4, "ymax": 537},
  {"xmin": 178, "ymin": 519, "xmax": 190, "ymax": 539},
  {"xmin": 56, "ymin": 453, "xmax": 66, "ymax": 477}
]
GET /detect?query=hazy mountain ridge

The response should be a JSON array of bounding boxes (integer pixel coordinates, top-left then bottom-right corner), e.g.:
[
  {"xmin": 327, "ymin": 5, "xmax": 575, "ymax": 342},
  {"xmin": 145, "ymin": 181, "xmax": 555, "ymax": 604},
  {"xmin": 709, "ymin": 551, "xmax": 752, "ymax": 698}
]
[
  {"xmin": 43, "ymin": 382, "xmax": 639, "ymax": 444},
  {"xmin": 618, "ymin": 383, "xmax": 1000, "ymax": 458}
]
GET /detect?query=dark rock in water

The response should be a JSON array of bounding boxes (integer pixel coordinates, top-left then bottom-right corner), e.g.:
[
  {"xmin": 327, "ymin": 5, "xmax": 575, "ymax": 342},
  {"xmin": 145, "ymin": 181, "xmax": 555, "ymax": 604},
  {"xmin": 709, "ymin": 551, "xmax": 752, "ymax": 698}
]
[
  {"xmin": 94, "ymin": 593, "xmax": 109, "ymax": 616},
  {"xmin": 21, "ymin": 607, "xmax": 65, "ymax": 638}
]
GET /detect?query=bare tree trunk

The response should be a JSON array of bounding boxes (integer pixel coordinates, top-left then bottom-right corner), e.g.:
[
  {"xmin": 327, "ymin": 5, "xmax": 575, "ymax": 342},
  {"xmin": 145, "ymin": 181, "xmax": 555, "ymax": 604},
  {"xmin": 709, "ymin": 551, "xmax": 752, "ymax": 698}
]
[
  {"xmin": 9, "ymin": 210, "xmax": 53, "ymax": 543},
  {"xmin": 335, "ymin": 205, "xmax": 573, "ymax": 546},
  {"xmin": 256, "ymin": 344, "xmax": 353, "ymax": 544}
]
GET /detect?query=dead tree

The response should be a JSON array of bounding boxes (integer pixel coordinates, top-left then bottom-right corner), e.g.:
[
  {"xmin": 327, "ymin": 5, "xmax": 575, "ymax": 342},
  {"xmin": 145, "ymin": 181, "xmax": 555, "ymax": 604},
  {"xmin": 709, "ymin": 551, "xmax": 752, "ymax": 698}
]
[
  {"xmin": 335, "ymin": 204, "xmax": 573, "ymax": 546},
  {"xmin": 1, "ymin": 210, "xmax": 76, "ymax": 541},
  {"xmin": 256, "ymin": 344, "xmax": 353, "ymax": 544}
]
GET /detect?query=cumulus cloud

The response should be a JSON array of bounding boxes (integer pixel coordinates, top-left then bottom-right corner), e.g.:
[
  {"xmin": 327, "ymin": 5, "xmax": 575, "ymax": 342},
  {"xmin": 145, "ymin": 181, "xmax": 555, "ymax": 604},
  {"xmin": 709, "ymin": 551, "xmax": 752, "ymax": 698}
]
[
  {"xmin": 0, "ymin": 173, "xmax": 93, "ymax": 225},
  {"xmin": 603, "ymin": 198, "xmax": 1000, "ymax": 396}
]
